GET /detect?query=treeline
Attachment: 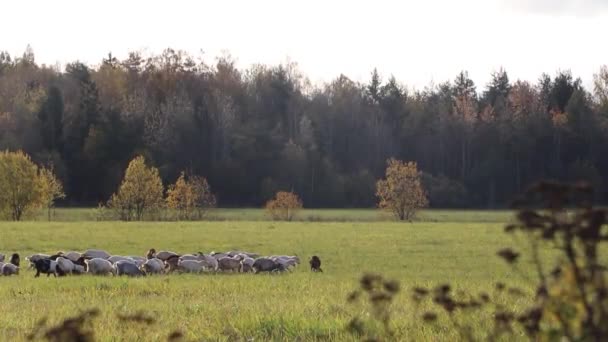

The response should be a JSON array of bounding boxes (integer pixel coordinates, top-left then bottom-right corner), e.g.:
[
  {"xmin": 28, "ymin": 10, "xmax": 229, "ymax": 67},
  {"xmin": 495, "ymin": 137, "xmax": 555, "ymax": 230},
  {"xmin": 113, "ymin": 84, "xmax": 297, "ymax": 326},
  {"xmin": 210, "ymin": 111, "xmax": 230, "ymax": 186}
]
[{"xmin": 1, "ymin": 47, "xmax": 607, "ymax": 207}]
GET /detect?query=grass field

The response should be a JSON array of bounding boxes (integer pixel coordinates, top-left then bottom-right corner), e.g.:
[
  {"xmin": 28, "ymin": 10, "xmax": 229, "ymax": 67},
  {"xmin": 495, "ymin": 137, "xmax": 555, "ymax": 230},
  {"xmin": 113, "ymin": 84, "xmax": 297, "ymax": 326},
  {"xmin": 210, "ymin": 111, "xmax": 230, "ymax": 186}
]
[
  {"xmin": 35, "ymin": 207, "xmax": 514, "ymax": 223},
  {"xmin": 0, "ymin": 212, "xmax": 541, "ymax": 341}
]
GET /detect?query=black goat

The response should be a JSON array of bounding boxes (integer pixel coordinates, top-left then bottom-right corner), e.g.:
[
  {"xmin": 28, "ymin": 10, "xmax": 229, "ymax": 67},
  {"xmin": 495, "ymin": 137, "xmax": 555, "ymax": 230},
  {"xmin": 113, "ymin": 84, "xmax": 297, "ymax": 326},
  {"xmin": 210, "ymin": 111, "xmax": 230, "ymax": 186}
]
[{"xmin": 309, "ymin": 256, "xmax": 323, "ymax": 272}]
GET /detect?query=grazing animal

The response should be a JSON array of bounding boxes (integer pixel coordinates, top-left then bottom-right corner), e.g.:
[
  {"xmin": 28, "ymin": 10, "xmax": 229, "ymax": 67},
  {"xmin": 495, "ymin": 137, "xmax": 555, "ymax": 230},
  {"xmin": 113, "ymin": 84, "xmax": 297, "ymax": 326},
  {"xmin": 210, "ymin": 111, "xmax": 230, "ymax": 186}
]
[
  {"xmin": 108, "ymin": 256, "xmax": 134, "ymax": 264},
  {"xmin": 141, "ymin": 258, "xmax": 164, "ymax": 274},
  {"xmin": 128, "ymin": 256, "xmax": 147, "ymax": 263},
  {"xmin": 177, "ymin": 260, "xmax": 206, "ymax": 273},
  {"xmin": 74, "ymin": 257, "xmax": 87, "ymax": 267},
  {"xmin": 63, "ymin": 252, "xmax": 82, "ymax": 262},
  {"xmin": 194, "ymin": 253, "xmax": 219, "ymax": 271},
  {"xmin": 309, "ymin": 256, "xmax": 322, "ymax": 272},
  {"xmin": 72, "ymin": 264, "xmax": 86, "ymax": 275},
  {"xmin": 210, "ymin": 252, "xmax": 228, "ymax": 260},
  {"xmin": 0, "ymin": 253, "xmax": 4, "ymax": 262},
  {"xmin": 155, "ymin": 251, "xmax": 179, "ymax": 261},
  {"xmin": 9, "ymin": 253, "xmax": 20, "ymax": 267},
  {"xmin": 217, "ymin": 257, "xmax": 241, "ymax": 272},
  {"xmin": 164, "ymin": 255, "xmax": 180, "ymax": 273},
  {"xmin": 83, "ymin": 249, "xmax": 111, "ymax": 260},
  {"xmin": 179, "ymin": 254, "xmax": 199, "ymax": 261},
  {"xmin": 114, "ymin": 260, "xmax": 145, "ymax": 277},
  {"xmin": 56, "ymin": 257, "xmax": 75, "ymax": 274},
  {"xmin": 84, "ymin": 258, "xmax": 113, "ymax": 275},
  {"xmin": 130, "ymin": 258, "xmax": 146, "ymax": 268},
  {"xmin": 240, "ymin": 257, "xmax": 255, "ymax": 273},
  {"xmin": 48, "ymin": 252, "xmax": 66, "ymax": 260},
  {"xmin": 33, "ymin": 259, "xmax": 58, "ymax": 277},
  {"xmin": 227, "ymin": 251, "xmax": 260, "ymax": 258},
  {"xmin": 272, "ymin": 256, "xmax": 300, "ymax": 270},
  {"xmin": 1, "ymin": 263, "xmax": 19, "ymax": 276},
  {"xmin": 252, "ymin": 258, "xmax": 284, "ymax": 273},
  {"xmin": 26, "ymin": 254, "xmax": 50, "ymax": 264}
]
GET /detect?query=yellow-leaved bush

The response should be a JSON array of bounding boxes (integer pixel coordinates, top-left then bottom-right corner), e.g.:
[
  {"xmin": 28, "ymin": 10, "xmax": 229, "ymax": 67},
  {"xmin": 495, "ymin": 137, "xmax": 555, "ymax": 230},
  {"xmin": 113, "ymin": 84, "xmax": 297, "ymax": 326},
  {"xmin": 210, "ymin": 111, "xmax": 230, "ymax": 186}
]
[{"xmin": 265, "ymin": 191, "xmax": 303, "ymax": 221}]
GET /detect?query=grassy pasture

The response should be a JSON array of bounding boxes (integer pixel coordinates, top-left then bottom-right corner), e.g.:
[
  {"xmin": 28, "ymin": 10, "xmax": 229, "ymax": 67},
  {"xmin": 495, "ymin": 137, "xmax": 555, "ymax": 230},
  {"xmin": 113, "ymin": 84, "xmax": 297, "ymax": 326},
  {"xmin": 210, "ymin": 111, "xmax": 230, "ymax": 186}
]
[
  {"xmin": 0, "ymin": 216, "xmax": 542, "ymax": 341},
  {"xmin": 34, "ymin": 207, "xmax": 514, "ymax": 223}
]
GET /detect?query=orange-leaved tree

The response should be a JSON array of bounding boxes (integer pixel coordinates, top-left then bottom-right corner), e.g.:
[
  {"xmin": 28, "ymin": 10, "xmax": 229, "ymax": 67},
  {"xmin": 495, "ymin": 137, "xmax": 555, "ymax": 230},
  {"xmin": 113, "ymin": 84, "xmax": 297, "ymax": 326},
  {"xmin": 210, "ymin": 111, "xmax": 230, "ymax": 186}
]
[
  {"xmin": 166, "ymin": 172, "xmax": 216, "ymax": 220},
  {"xmin": 376, "ymin": 158, "xmax": 428, "ymax": 221},
  {"xmin": 265, "ymin": 191, "xmax": 303, "ymax": 221}
]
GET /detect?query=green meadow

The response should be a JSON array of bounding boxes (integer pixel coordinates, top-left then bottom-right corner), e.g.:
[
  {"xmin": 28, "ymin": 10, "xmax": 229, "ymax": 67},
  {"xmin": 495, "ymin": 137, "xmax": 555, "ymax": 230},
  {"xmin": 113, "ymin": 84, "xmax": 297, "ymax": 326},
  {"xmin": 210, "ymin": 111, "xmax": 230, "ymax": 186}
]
[{"xmin": 0, "ymin": 211, "xmax": 540, "ymax": 341}]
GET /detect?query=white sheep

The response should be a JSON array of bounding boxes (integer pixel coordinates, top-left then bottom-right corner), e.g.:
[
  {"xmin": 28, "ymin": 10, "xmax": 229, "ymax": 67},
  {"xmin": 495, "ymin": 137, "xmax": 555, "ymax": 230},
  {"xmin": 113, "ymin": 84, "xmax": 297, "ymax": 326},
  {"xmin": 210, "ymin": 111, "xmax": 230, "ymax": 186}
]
[
  {"xmin": 177, "ymin": 260, "xmax": 205, "ymax": 273},
  {"xmin": 130, "ymin": 258, "xmax": 146, "ymax": 268},
  {"xmin": 217, "ymin": 257, "xmax": 241, "ymax": 272},
  {"xmin": 107, "ymin": 256, "xmax": 134, "ymax": 264},
  {"xmin": 1, "ymin": 263, "xmax": 19, "ymax": 276},
  {"xmin": 84, "ymin": 258, "xmax": 113, "ymax": 275},
  {"xmin": 128, "ymin": 256, "xmax": 147, "ymax": 264},
  {"xmin": 240, "ymin": 257, "xmax": 255, "ymax": 273},
  {"xmin": 56, "ymin": 257, "xmax": 75, "ymax": 274},
  {"xmin": 140, "ymin": 258, "xmax": 164, "ymax": 274},
  {"xmin": 228, "ymin": 251, "xmax": 259, "ymax": 258},
  {"xmin": 210, "ymin": 252, "xmax": 228, "ymax": 260},
  {"xmin": 83, "ymin": 249, "xmax": 111, "ymax": 260},
  {"xmin": 73, "ymin": 264, "xmax": 86, "ymax": 274},
  {"xmin": 197, "ymin": 254, "xmax": 219, "ymax": 271},
  {"xmin": 179, "ymin": 254, "xmax": 199, "ymax": 261},
  {"xmin": 273, "ymin": 256, "xmax": 300, "ymax": 270},
  {"xmin": 114, "ymin": 260, "xmax": 145, "ymax": 277},
  {"xmin": 241, "ymin": 257, "xmax": 255, "ymax": 267}
]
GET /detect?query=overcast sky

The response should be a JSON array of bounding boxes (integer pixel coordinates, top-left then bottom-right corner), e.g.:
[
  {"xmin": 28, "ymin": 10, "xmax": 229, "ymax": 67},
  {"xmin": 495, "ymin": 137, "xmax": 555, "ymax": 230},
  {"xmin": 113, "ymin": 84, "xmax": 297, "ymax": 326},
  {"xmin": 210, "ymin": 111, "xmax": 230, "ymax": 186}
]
[{"xmin": 2, "ymin": 0, "xmax": 607, "ymax": 90}]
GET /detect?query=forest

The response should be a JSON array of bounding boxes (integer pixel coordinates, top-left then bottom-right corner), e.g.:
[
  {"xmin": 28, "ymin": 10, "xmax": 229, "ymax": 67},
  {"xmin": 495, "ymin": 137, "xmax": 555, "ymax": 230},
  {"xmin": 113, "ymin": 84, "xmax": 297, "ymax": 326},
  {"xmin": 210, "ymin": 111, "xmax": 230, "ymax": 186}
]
[{"xmin": 1, "ymin": 46, "xmax": 607, "ymax": 208}]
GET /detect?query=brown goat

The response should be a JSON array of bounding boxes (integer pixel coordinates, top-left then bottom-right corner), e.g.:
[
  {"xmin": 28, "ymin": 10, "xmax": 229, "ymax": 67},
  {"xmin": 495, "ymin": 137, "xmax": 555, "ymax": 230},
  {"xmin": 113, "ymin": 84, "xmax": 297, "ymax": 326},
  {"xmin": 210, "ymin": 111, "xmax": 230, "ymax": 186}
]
[
  {"xmin": 164, "ymin": 255, "xmax": 180, "ymax": 273},
  {"xmin": 146, "ymin": 248, "xmax": 156, "ymax": 260}
]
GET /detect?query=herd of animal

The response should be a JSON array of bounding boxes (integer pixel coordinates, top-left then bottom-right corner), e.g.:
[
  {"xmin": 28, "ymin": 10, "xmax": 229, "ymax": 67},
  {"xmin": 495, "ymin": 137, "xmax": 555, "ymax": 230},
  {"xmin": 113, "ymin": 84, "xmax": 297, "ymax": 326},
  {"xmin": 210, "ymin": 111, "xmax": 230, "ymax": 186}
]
[{"xmin": 0, "ymin": 249, "xmax": 323, "ymax": 277}]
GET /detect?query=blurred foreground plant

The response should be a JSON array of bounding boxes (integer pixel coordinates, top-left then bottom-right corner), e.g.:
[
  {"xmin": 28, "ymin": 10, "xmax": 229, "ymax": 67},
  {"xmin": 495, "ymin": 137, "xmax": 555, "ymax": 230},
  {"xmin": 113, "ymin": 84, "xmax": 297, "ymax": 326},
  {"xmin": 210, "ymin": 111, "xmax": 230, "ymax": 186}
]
[
  {"xmin": 346, "ymin": 273, "xmax": 400, "ymax": 341},
  {"xmin": 413, "ymin": 181, "xmax": 608, "ymax": 341}
]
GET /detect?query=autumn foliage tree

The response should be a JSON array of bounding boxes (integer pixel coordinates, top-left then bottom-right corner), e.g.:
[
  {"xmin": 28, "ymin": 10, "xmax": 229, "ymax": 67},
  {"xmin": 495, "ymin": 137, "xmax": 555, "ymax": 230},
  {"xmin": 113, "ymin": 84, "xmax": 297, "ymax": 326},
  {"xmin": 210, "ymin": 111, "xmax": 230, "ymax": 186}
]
[
  {"xmin": 166, "ymin": 172, "xmax": 216, "ymax": 220},
  {"xmin": 0, "ymin": 150, "xmax": 43, "ymax": 220},
  {"xmin": 0, "ymin": 151, "xmax": 63, "ymax": 221},
  {"xmin": 108, "ymin": 156, "xmax": 164, "ymax": 221},
  {"xmin": 265, "ymin": 191, "xmax": 303, "ymax": 221},
  {"xmin": 376, "ymin": 158, "xmax": 428, "ymax": 221},
  {"xmin": 38, "ymin": 165, "xmax": 66, "ymax": 221}
]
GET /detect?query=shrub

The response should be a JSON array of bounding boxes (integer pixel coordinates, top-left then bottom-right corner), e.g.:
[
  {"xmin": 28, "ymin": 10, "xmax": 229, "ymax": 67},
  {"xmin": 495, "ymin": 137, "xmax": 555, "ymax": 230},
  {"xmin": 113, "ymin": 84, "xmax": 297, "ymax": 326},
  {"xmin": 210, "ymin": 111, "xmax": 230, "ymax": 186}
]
[
  {"xmin": 166, "ymin": 172, "xmax": 216, "ymax": 220},
  {"xmin": 265, "ymin": 191, "xmax": 303, "ymax": 221}
]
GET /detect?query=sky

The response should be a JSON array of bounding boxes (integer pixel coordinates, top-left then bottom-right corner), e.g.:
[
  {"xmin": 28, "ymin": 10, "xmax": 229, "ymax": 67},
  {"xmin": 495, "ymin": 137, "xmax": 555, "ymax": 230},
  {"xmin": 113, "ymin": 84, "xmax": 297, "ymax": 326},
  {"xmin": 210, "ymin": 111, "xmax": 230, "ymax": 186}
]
[{"xmin": 2, "ymin": 0, "xmax": 607, "ymax": 91}]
